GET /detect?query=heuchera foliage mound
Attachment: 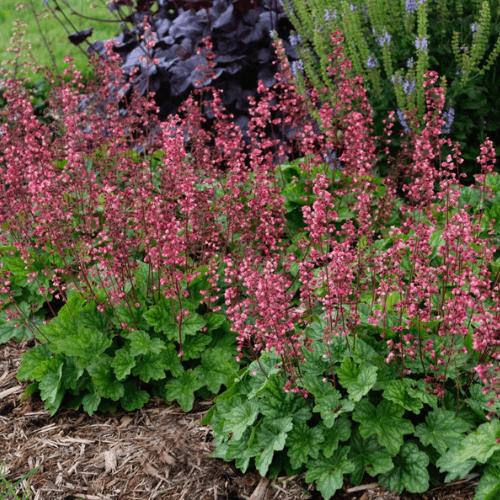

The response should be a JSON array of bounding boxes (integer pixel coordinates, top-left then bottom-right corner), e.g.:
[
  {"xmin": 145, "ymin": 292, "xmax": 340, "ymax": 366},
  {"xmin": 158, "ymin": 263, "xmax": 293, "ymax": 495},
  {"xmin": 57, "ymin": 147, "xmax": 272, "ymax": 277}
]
[{"xmin": 1, "ymin": 28, "xmax": 500, "ymax": 499}]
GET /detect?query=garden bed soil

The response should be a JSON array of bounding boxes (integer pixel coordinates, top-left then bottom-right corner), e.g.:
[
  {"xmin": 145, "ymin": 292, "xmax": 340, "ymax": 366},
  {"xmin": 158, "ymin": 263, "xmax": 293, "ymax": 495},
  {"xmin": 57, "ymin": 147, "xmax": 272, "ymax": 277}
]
[{"xmin": 1, "ymin": 339, "xmax": 479, "ymax": 500}]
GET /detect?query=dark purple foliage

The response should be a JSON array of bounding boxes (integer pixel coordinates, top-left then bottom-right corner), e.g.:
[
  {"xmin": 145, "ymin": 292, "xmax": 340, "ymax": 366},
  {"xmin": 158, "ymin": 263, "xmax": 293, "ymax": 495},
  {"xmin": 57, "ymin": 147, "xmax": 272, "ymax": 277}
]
[{"xmin": 72, "ymin": 0, "xmax": 319, "ymax": 161}]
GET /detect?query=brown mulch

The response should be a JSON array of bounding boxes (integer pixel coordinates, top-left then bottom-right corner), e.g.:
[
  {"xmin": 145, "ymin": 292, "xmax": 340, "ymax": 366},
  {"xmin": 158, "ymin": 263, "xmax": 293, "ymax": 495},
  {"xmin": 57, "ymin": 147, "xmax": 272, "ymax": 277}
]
[{"xmin": 0, "ymin": 339, "xmax": 479, "ymax": 500}]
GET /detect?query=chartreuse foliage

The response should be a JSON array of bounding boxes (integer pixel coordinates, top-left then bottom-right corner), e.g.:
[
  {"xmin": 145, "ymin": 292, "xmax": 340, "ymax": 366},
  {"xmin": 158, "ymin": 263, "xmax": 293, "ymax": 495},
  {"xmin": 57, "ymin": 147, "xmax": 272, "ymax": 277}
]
[
  {"xmin": 282, "ymin": 0, "xmax": 500, "ymax": 180},
  {"xmin": 16, "ymin": 264, "xmax": 240, "ymax": 416}
]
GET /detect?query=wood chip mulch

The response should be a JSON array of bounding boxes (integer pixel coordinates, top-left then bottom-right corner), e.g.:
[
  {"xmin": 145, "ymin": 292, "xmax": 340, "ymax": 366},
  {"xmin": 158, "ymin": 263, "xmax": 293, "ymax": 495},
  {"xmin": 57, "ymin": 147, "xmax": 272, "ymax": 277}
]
[{"xmin": 0, "ymin": 339, "xmax": 479, "ymax": 500}]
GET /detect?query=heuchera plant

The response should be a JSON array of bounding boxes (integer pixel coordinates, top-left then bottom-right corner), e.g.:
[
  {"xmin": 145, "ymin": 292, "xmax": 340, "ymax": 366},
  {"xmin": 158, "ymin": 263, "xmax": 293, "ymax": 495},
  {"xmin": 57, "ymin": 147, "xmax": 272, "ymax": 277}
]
[{"xmin": 1, "ymin": 24, "xmax": 500, "ymax": 498}]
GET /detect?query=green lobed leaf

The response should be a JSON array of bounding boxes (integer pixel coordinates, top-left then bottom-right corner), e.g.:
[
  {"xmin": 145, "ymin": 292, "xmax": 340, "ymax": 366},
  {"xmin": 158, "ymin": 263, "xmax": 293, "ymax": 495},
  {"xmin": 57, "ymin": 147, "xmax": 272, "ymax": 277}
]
[
  {"xmin": 383, "ymin": 380, "xmax": 424, "ymax": 414},
  {"xmin": 182, "ymin": 334, "xmax": 212, "ymax": 361},
  {"xmin": 110, "ymin": 347, "xmax": 136, "ymax": 381},
  {"xmin": 143, "ymin": 299, "xmax": 206, "ymax": 341},
  {"xmin": 319, "ymin": 416, "xmax": 351, "ymax": 458},
  {"xmin": 436, "ymin": 446, "xmax": 477, "ymax": 483},
  {"xmin": 353, "ymin": 399, "xmax": 415, "ymax": 455},
  {"xmin": 205, "ymin": 312, "xmax": 227, "ymax": 332},
  {"xmin": 259, "ymin": 376, "xmax": 311, "ymax": 423},
  {"xmin": 405, "ymin": 379, "xmax": 438, "ymax": 409},
  {"xmin": 39, "ymin": 361, "xmax": 64, "ymax": 415},
  {"xmin": 121, "ymin": 381, "xmax": 150, "ymax": 411},
  {"xmin": 132, "ymin": 352, "xmax": 168, "ymax": 383},
  {"xmin": 337, "ymin": 357, "xmax": 378, "ymax": 402},
  {"xmin": 61, "ymin": 357, "xmax": 85, "ymax": 390},
  {"xmin": 305, "ymin": 448, "xmax": 355, "ymax": 500},
  {"xmin": 286, "ymin": 422, "xmax": 325, "ymax": 469},
  {"xmin": 255, "ymin": 417, "xmax": 294, "ymax": 477},
  {"xmin": 415, "ymin": 409, "xmax": 470, "ymax": 455},
  {"xmin": 475, "ymin": 463, "xmax": 500, "ymax": 500},
  {"xmin": 165, "ymin": 369, "xmax": 203, "ymax": 412},
  {"xmin": 454, "ymin": 419, "xmax": 500, "ymax": 464},
  {"xmin": 128, "ymin": 330, "xmax": 165, "ymax": 356},
  {"xmin": 221, "ymin": 399, "xmax": 260, "ymax": 441},
  {"xmin": 17, "ymin": 343, "xmax": 53, "ymax": 381},
  {"xmin": 0, "ymin": 302, "xmax": 44, "ymax": 343},
  {"xmin": 379, "ymin": 443, "xmax": 430, "ymax": 494},
  {"xmin": 87, "ymin": 360, "xmax": 125, "ymax": 401},
  {"xmin": 212, "ymin": 427, "xmax": 262, "ymax": 473},
  {"xmin": 348, "ymin": 431, "xmax": 394, "ymax": 486},
  {"xmin": 159, "ymin": 343, "xmax": 184, "ymax": 377},
  {"xmin": 58, "ymin": 327, "xmax": 113, "ymax": 366},
  {"xmin": 196, "ymin": 348, "xmax": 238, "ymax": 394},
  {"xmin": 82, "ymin": 391, "xmax": 101, "ymax": 416}
]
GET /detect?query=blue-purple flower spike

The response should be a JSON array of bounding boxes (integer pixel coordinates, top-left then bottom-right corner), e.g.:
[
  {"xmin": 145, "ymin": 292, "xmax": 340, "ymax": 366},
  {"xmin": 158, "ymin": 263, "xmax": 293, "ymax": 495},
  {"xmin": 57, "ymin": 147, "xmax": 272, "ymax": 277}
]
[
  {"xmin": 367, "ymin": 56, "xmax": 378, "ymax": 69},
  {"xmin": 440, "ymin": 107, "xmax": 455, "ymax": 135},
  {"xmin": 397, "ymin": 108, "xmax": 411, "ymax": 135},
  {"xmin": 405, "ymin": 0, "xmax": 417, "ymax": 14}
]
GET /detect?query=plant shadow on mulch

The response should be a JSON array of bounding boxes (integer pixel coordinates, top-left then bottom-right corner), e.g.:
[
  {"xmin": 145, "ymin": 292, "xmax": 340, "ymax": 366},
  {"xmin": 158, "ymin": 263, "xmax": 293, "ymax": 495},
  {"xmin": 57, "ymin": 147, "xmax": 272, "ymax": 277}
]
[{"xmin": 0, "ymin": 339, "xmax": 478, "ymax": 500}]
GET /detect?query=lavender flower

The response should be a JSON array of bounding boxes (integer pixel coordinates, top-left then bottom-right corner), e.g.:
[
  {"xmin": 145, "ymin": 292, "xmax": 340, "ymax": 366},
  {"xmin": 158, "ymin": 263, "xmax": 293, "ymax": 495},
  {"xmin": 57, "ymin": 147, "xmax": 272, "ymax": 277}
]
[
  {"xmin": 362, "ymin": 4, "xmax": 369, "ymax": 21},
  {"xmin": 407, "ymin": 57, "xmax": 415, "ymax": 68},
  {"xmin": 397, "ymin": 108, "xmax": 411, "ymax": 134},
  {"xmin": 289, "ymin": 33, "xmax": 302, "ymax": 47},
  {"xmin": 378, "ymin": 31, "xmax": 392, "ymax": 47},
  {"xmin": 415, "ymin": 37, "xmax": 428, "ymax": 51},
  {"xmin": 403, "ymin": 79, "xmax": 416, "ymax": 95},
  {"xmin": 323, "ymin": 150, "xmax": 343, "ymax": 170},
  {"xmin": 367, "ymin": 56, "xmax": 378, "ymax": 69},
  {"xmin": 291, "ymin": 60, "xmax": 304, "ymax": 78},
  {"xmin": 440, "ymin": 107, "xmax": 455, "ymax": 135},
  {"xmin": 350, "ymin": 4, "xmax": 358, "ymax": 11},
  {"xmin": 405, "ymin": 0, "xmax": 417, "ymax": 13}
]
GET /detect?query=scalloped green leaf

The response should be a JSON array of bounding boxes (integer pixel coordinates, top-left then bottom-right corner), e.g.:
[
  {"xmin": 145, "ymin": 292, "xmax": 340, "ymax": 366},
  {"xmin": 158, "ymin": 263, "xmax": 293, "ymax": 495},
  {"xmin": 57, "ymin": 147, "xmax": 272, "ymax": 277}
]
[
  {"xmin": 313, "ymin": 392, "xmax": 355, "ymax": 428},
  {"xmin": 87, "ymin": 360, "xmax": 125, "ymax": 401},
  {"xmin": 128, "ymin": 330, "xmax": 165, "ymax": 356},
  {"xmin": 348, "ymin": 431, "xmax": 394, "ymax": 486},
  {"xmin": 0, "ymin": 302, "xmax": 43, "ymax": 343},
  {"xmin": 17, "ymin": 343, "xmax": 53, "ymax": 381},
  {"xmin": 61, "ymin": 357, "xmax": 85, "ymax": 390},
  {"xmin": 196, "ymin": 348, "xmax": 238, "ymax": 394},
  {"xmin": 39, "ymin": 363, "xmax": 64, "ymax": 415},
  {"xmin": 337, "ymin": 358, "xmax": 378, "ymax": 402},
  {"xmin": 165, "ymin": 369, "xmax": 203, "ymax": 412},
  {"xmin": 132, "ymin": 352, "xmax": 167, "ymax": 383},
  {"xmin": 405, "ymin": 379, "xmax": 438, "ymax": 409},
  {"xmin": 259, "ymin": 376, "xmax": 311, "ymax": 423},
  {"xmin": 110, "ymin": 347, "xmax": 136, "ymax": 381},
  {"xmin": 353, "ymin": 399, "xmax": 414, "ymax": 455},
  {"xmin": 455, "ymin": 419, "xmax": 500, "ymax": 463},
  {"xmin": 205, "ymin": 312, "xmax": 226, "ymax": 331},
  {"xmin": 379, "ymin": 443, "xmax": 430, "ymax": 494},
  {"xmin": 159, "ymin": 342, "xmax": 184, "ymax": 377},
  {"xmin": 383, "ymin": 380, "xmax": 424, "ymax": 414},
  {"xmin": 216, "ymin": 427, "xmax": 262, "ymax": 474},
  {"xmin": 436, "ymin": 447, "xmax": 477, "ymax": 482},
  {"xmin": 305, "ymin": 448, "xmax": 355, "ymax": 500},
  {"xmin": 58, "ymin": 327, "xmax": 112, "ymax": 366},
  {"xmin": 255, "ymin": 417, "xmax": 294, "ymax": 477},
  {"xmin": 475, "ymin": 461, "xmax": 500, "ymax": 500},
  {"xmin": 415, "ymin": 409, "xmax": 470, "ymax": 454},
  {"xmin": 82, "ymin": 391, "xmax": 101, "ymax": 416},
  {"xmin": 319, "ymin": 416, "xmax": 351, "ymax": 458},
  {"xmin": 182, "ymin": 333, "xmax": 212, "ymax": 361},
  {"xmin": 221, "ymin": 399, "xmax": 260, "ymax": 441},
  {"xmin": 144, "ymin": 299, "xmax": 206, "ymax": 341},
  {"xmin": 286, "ymin": 422, "xmax": 325, "ymax": 469},
  {"xmin": 121, "ymin": 381, "xmax": 150, "ymax": 411}
]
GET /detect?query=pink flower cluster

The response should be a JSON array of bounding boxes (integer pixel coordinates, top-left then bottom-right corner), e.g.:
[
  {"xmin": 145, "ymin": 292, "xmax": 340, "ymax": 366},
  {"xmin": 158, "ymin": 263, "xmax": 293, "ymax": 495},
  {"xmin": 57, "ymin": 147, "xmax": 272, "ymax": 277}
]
[{"xmin": 0, "ymin": 30, "xmax": 498, "ymax": 414}]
